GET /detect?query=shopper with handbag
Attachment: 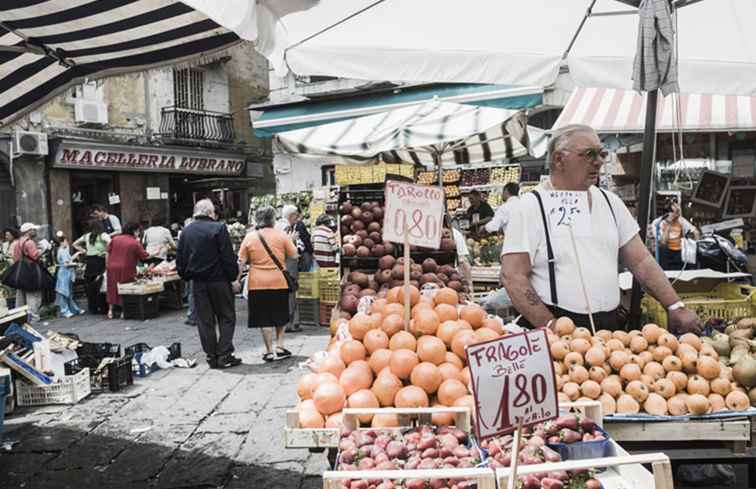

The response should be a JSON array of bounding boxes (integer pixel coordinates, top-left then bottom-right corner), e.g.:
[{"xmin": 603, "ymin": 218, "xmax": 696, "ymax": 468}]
[
  {"xmin": 9, "ymin": 223, "xmax": 47, "ymax": 322},
  {"xmin": 239, "ymin": 206, "xmax": 298, "ymax": 362}
]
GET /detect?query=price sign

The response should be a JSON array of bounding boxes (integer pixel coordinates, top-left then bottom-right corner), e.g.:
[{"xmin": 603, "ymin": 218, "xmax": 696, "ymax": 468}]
[
  {"xmin": 544, "ymin": 190, "xmax": 591, "ymax": 237},
  {"xmin": 383, "ymin": 181, "xmax": 445, "ymax": 249},
  {"xmin": 466, "ymin": 329, "xmax": 559, "ymax": 440}
]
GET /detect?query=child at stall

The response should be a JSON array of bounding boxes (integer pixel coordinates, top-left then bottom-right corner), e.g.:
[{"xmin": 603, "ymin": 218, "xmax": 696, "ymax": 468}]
[{"xmin": 55, "ymin": 232, "xmax": 84, "ymax": 318}]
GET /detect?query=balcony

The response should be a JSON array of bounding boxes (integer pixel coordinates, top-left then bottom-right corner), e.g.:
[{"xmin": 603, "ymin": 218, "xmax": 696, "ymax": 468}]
[{"xmin": 158, "ymin": 106, "xmax": 235, "ymax": 145}]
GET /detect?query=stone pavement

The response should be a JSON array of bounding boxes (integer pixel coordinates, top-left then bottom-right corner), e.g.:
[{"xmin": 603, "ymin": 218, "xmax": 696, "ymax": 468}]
[{"xmin": 1, "ymin": 300, "xmax": 332, "ymax": 489}]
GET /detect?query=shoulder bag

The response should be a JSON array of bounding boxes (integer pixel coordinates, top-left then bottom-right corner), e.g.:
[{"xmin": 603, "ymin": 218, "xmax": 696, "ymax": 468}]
[
  {"xmin": 257, "ymin": 232, "xmax": 298, "ymax": 292},
  {"xmin": 1, "ymin": 239, "xmax": 55, "ymax": 292}
]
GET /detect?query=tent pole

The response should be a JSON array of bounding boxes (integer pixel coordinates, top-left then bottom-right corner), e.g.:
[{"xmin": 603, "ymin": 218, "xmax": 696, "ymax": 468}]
[{"xmin": 629, "ymin": 89, "xmax": 659, "ymax": 328}]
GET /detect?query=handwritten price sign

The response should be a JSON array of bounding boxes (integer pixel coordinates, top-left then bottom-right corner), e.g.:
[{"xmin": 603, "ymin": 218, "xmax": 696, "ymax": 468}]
[
  {"xmin": 383, "ymin": 181, "xmax": 445, "ymax": 249},
  {"xmin": 544, "ymin": 190, "xmax": 591, "ymax": 237},
  {"xmin": 466, "ymin": 329, "xmax": 559, "ymax": 440}
]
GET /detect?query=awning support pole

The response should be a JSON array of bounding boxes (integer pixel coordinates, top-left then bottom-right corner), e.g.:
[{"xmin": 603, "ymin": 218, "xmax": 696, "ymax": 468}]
[{"xmin": 629, "ymin": 89, "xmax": 659, "ymax": 328}]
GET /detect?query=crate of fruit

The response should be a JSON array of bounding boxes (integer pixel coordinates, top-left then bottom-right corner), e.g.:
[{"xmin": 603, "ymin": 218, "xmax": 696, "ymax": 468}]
[
  {"xmin": 643, "ymin": 282, "xmax": 756, "ymax": 328},
  {"xmin": 16, "ymin": 368, "xmax": 91, "ymax": 406}
]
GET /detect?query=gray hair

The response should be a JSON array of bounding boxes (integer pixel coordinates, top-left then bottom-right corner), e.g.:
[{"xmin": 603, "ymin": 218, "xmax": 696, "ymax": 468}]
[
  {"xmin": 281, "ymin": 204, "xmax": 298, "ymax": 220},
  {"xmin": 547, "ymin": 124, "xmax": 596, "ymax": 165},
  {"xmin": 255, "ymin": 205, "xmax": 276, "ymax": 229},
  {"xmin": 193, "ymin": 199, "xmax": 215, "ymax": 218}
]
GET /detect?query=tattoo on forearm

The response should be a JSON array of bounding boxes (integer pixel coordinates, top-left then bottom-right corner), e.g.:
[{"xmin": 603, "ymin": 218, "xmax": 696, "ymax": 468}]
[{"xmin": 524, "ymin": 287, "xmax": 542, "ymax": 306}]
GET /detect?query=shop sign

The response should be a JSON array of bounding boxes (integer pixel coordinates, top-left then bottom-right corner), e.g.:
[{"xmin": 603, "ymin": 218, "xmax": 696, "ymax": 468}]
[
  {"xmin": 335, "ymin": 163, "xmax": 414, "ymax": 185},
  {"xmin": 53, "ymin": 142, "xmax": 246, "ymax": 176},
  {"xmin": 466, "ymin": 329, "xmax": 558, "ymax": 440},
  {"xmin": 383, "ymin": 181, "xmax": 444, "ymax": 249}
]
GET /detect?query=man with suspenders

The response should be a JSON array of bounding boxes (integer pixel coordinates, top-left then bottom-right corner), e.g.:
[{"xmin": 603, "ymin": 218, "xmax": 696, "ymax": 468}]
[{"xmin": 501, "ymin": 124, "xmax": 700, "ymax": 334}]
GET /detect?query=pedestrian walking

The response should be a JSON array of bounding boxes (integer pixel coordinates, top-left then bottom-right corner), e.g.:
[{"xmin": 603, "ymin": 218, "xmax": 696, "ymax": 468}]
[
  {"xmin": 12, "ymin": 223, "xmax": 44, "ymax": 322},
  {"xmin": 73, "ymin": 220, "xmax": 110, "ymax": 314},
  {"xmin": 54, "ymin": 233, "xmax": 83, "ymax": 318},
  {"xmin": 105, "ymin": 223, "xmax": 149, "ymax": 319},
  {"xmin": 92, "ymin": 204, "xmax": 122, "ymax": 236},
  {"xmin": 239, "ymin": 206, "xmax": 298, "ymax": 362},
  {"xmin": 176, "ymin": 199, "xmax": 241, "ymax": 369}
]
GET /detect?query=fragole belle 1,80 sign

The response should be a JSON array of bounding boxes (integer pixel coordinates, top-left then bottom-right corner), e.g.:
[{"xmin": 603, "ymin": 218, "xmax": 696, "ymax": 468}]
[{"xmin": 466, "ymin": 329, "xmax": 559, "ymax": 440}]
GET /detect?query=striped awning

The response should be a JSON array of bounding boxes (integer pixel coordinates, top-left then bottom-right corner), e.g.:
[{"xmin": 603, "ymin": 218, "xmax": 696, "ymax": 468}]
[
  {"xmin": 275, "ymin": 100, "xmax": 541, "ymax": 166},
  {"xmin": 0, "ymin": 1, "xmax": 241, "ymax": 126},
  {"xmin": 554, "ymin": 87, "xmax": 756, "ymax": 133}
]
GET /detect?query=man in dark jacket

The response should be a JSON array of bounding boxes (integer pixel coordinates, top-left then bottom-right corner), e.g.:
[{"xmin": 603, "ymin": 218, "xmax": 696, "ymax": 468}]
[{"xmin": 176, "ymin": 199, "xmax": 241, "ymax": 369}]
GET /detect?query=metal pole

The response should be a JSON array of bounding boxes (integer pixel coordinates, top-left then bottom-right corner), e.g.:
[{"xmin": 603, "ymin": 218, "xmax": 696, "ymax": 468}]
[{"xmin": 629, "ymin": 89, "xmax": 659, "ymax": 327}]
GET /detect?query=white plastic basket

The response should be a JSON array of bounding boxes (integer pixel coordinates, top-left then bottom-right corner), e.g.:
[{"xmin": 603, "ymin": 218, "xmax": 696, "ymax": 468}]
[{"xmin": 16, "ymin": 368, "xmax": 91, "ymax": 406}]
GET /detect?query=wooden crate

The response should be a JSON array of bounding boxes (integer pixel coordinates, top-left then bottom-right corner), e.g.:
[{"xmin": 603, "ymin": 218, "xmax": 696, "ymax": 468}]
[
  {"xmin": 496, "ymin": 451, "xmax": 673, "ymax": 489},
  {"xmin": 323, "ymin": 467, "xmax": 496, "ymax": 489},
  {"xmin": 604, "ymin": 417, "xmax": 752, "ymax": 443},
  {"xmin": 285, "ymin": 406, "xmax": 472, "ymax": 449}
]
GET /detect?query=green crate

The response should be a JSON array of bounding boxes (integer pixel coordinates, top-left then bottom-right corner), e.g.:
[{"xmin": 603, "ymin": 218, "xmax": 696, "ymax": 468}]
[
  {"xmin": 643, "ymin": 282, "xmax": 756, "ymax": 328},
  {"xmin": 296, "ymin": 272, "xmax": 319, "ymax": 299},
  {"xmin": 298, "ymin": 298, "xmax": 319, "ymax": 326}
]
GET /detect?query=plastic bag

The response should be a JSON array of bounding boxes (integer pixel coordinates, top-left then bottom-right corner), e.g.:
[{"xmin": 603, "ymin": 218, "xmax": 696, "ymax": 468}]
[
  {"xmin": 301, "ymin": 350, "xmax": 330, "ymax": 372},
  {"xmin": 481, "ymin": 288, "xmax": 512, "ymax": 312},
  {"xmin": 139, "ymin": 345, "xmax": 173, "ymax": 369},
  {"xmin": 357, "ymin": 296, "xmax": 374, "ymax": 315}
]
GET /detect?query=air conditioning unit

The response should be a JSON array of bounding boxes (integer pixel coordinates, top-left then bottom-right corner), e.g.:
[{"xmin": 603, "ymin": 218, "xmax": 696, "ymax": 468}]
[
  {"xmin": 14, "ymin": 131, "xmax": 48, "ymax": 156},
  {"xmin": 74, "ymin": 99, "xmax": 108, "ymax": 126}
]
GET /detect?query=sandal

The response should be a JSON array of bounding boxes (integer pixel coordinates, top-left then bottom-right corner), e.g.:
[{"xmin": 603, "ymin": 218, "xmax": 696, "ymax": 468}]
[
  {"xmin": 275, "ymin": 347, "xmax": 292, "ymax": 359},
  {"xmin": 262, "ymin": 352, "xmax": 275, "ymax": 362}
]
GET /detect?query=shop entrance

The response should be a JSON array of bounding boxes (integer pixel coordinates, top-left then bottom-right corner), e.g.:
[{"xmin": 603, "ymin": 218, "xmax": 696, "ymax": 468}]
[
  {"xmin": 70, "ymin": 172, "xmax": 118, "ymax": 237},
  {"xmin": 169, "ymin": 176, "xmax": 247, "ymax": 224}
]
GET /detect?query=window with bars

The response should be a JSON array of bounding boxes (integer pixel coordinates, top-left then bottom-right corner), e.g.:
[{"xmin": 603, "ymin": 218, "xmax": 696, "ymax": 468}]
[{"xmin": 173, "ymin": 68, "xmax": 204, "ymax": 110}]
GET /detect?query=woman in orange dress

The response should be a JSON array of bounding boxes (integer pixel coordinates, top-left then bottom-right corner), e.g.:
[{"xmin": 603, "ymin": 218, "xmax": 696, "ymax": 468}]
[
  {"xmin": 238, "ymin": 206, "xmax": 297, "ymax": 361},
  {"xmin": 106, "ymin": 222, "xmax": 149, "ymax": 318}
]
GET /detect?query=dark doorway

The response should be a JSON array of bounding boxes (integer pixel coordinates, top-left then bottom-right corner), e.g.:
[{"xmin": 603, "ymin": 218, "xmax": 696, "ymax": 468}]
[
  {"xmin": 0, "ymin": 161, "xmax": 15, "ymax": 230},
  {"xmin": 70, "ymin": 172, "xmax": 118, "ymax": 237}
]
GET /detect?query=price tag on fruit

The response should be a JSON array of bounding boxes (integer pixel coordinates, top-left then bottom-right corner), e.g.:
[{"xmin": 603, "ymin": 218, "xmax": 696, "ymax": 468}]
[
  {"xmin": 543, "ymin": 190, "xmax": 591, "ymax": 237},
  {"xmin": 466, "ymin": 329, "xmax": 559, "ymax": 440},
  {"xmin": 384, "ymin": 181, "xmax": 445, "ymax": 249}
]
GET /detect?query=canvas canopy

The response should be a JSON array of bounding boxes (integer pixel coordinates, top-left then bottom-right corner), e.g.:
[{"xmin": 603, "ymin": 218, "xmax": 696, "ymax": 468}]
[{"xmin": 274, "ymin": 100, "xmax": 545, "ymax": 166}]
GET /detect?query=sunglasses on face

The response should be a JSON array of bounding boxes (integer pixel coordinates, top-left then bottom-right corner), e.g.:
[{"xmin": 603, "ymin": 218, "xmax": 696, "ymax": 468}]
[{"xmin": 562, "ymin": 147, "xmax": 609, "ymax": 163}]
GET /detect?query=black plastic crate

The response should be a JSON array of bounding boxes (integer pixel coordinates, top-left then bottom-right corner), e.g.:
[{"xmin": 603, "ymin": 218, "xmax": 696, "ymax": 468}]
[
  {"xmin": 105, "ymin": 354, "xmax": 134, "ymax": 392},
  {"xmin": 122, "ymin": 293, "xmax": 160, "ymax": 320},
  {"xmin": 125, "ymin": 342, "xmax": 182, "ymax": 377},
  {"xmin": 76, "ymin": 342, "xmax": 121, "ymax": 370},
  {"xmin": 297, "ymin": 298, "xmax": 319, "ymax": 326},
  {"xmin": 64, "ymin": 358, "xmax": 83, "ymax": 375}
]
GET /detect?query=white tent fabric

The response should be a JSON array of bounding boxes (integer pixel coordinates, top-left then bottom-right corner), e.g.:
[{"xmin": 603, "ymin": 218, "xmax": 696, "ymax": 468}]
[
  {"xmin": 275, "ymin": 101, "xmax": 541, "ymax": 166},
  {"xmin": 202, "ymin": 0, "xmax": 756, "ymax": 96}
]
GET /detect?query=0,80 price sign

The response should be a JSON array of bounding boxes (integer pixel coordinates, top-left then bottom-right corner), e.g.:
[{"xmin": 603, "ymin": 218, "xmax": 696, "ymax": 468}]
[
  {"xmin": 383, "ymin": 181, "xmax": 445, "ymax": 249},
  {"xmin": 466, "ymin": 329, "xmax": 559, "ymax": 440}
]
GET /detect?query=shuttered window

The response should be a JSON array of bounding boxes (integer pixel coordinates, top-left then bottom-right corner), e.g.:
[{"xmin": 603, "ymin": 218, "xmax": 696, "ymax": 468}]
[{"xmin": 173, "ymin": 68, "xmax": 204, "ymax": 110}]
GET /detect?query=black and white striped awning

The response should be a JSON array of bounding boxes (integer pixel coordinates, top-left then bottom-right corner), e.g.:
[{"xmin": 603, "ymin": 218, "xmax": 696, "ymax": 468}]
[
  {"xmin": 0, "ymin": 0, "xmax": 241, "ymax": 126},
  {"xmin": 275, "ymin": 100, "xmax": 546, "ymax": 166}
]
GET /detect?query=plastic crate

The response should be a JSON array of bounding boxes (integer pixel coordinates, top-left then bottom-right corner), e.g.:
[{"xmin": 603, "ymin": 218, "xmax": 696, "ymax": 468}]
[
  {"xmin": 319, "ymin": 278, "xmax": 341, "ymax": 303},
  {"xmin": 319, "ymin": 301, "xmax": 337, "ymax": 326},
  {"xmin": 296, "ymin": 272, "xmax": 319, "ymax": 299},
  {"xmin": 16, "ymin": 368, "xmax": 91, "ymax": 406},
  {"xmin": 643, "ymin": 282, "xmax": 756, "ymax": 328},
  {"xmin": 105, "ymin": 354, "xmax": 134, "ymax": 392},
  {"xmin": 76, "ymin": 342, "xmax": 121, "ymax": 370},
  {"xmin": 125, "ymin": 342, "xmax": 181, "ymax": 377},
  {"xmin": 298, "ymin": 298, "xmax": 319, "ymax": 326},
  {"xmin": 122, "ymin": 293, "xmax": 160, "ymax": 320}
]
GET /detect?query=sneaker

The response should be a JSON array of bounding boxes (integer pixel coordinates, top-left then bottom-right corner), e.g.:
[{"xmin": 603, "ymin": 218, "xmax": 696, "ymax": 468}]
[
  {"xmin": 216, "ymin": 355, "xmax": 242, "ymax": 369},
  {"xmin": 207, "ymin": 357, "xmax": 218, "ymax": 369}
]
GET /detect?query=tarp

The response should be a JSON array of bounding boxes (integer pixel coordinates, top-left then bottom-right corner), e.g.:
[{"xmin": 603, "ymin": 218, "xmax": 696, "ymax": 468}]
[
  {"xmin": 210, "ymin": 0, "xmax": 756, "ymax": 96},
  {"xmin": 274, "ymin": 100, "xmax": 544, "ymax": 166}
]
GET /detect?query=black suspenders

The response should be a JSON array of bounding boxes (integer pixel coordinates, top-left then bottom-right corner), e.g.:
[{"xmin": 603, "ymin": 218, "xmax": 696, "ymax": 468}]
[{"xmin": 530, "ymin": 188, "xmax": 617, "ymax": 308}]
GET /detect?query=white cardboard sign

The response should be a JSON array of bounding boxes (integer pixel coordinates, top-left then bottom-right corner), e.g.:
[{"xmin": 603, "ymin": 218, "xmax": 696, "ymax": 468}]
[
  {"xmin": 543, "ymin": 190, "xmax": 591, "ymax": 237},
  {"xmin": 466, "ymin": 329, "xmax": 559, "ymax": 440},
  {"xmin": 383, "ymin": 181, "xmax": 445, "ymax": 249}
]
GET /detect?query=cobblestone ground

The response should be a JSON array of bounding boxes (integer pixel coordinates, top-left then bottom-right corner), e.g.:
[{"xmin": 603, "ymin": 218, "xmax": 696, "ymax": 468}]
[{"xmin": 1, "ymin": 300, "xmax": 332, "ymax": 489}]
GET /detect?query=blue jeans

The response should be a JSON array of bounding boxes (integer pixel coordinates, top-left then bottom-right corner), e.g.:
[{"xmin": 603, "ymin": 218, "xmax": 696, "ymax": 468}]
[{"xmin": 57, "ymin": 293, "xmax": 82, "ymax": 317}]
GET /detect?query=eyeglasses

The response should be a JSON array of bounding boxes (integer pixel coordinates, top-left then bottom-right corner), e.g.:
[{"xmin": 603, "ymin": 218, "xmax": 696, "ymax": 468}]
[{"xmin": 561, "ymin": 147, "xmax": 609, "ymax": 163}]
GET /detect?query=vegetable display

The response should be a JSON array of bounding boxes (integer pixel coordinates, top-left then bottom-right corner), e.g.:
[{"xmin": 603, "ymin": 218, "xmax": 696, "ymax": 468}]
[{"xmin": 548, "ymin": 319, "xmax": 755, "ymax": 416}]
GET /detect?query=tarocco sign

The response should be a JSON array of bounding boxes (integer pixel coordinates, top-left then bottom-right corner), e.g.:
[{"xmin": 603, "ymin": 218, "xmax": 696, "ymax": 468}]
[{"xmin": 53, "ymin": 142, "xmax": 245, "ymax": 176}]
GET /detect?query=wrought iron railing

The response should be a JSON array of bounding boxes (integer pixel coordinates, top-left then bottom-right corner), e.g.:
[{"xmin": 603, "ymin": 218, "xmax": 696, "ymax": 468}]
[{"xmin": 158, "ymin": 106, "xmax": 235, "ymax": 144}]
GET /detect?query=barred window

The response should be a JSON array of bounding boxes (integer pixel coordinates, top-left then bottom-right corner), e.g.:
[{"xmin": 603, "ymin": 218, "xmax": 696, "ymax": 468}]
[{"xmin": 173, "ymin": 68, "xmax": 204, "ymax": 110}]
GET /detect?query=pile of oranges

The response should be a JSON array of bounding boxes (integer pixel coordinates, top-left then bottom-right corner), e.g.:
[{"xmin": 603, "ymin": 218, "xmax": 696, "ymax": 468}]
[{"xmin": 296, "ymin": 286, "xmax": 505, "ymax": 429}]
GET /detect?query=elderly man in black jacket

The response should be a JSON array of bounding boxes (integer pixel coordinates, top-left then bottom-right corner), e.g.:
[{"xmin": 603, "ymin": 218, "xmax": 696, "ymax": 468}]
[{"xmin": 176, "ymin": 199, "xmax": 241, "ymax": 369}]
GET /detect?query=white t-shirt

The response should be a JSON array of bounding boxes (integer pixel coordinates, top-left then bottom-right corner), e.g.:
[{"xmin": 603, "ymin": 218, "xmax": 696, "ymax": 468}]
[
  {"xmin": 485, "ymin": 196, "xmax": 520, "ymax": 234},
  {"xmin": 501, "ymin": 184, "xmax": 639, "ymax": 314},
  {"xmin": 143, "ymin": 226, "xmax": 175, "ymax": 259}
]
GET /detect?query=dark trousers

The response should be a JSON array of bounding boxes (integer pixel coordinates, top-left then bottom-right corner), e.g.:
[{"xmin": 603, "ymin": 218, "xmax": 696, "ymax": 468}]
[
  {"xmin": 193, "ymin": 281, "xmax": 236, "ymax": 360},
  {"xmin": 659, "ymin": 247, "xmax": 683, "ymax": 270},
  {"xmin": 84, "ymin": 256, "xmax": 107, "ymax": 314},
  {"xmin": 517, "ymin": 306, "xmax": 620, "ymax": 331}
]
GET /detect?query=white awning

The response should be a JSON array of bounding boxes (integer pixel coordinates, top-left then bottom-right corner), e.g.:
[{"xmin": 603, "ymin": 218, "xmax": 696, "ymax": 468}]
[
  {"xmin": 275, "ymin": 100, "xmax": 543, "ymax": 166},
  {"xmin": 554, "ymin": 87, "xmax": 756, "ymax": 133}
]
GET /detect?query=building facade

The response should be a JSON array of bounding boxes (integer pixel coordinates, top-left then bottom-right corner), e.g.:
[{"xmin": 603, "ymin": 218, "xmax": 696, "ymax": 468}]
[{"xmin": 0, "ymin": 42, "xmax": 273, "ymax": 239}]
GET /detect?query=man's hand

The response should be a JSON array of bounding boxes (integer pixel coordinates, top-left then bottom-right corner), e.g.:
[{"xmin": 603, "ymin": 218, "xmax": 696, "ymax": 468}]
[
  {"xmin": 231, "ymin": 280, "xmax": 241, "ymax": 294},
  {"xmin": 668, "ymin": 307, "xmax": 701, "ymax": 335}
]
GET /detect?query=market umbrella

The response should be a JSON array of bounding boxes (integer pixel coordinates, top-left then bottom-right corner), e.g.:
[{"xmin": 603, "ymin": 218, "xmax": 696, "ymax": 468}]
[
  {"xmin": 0, "ymin": 0, "xmax": 317, "ymax": 126},
  {"xmin": 274, "ymin": 100, "xmax": 545, "ymax": 166}
]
